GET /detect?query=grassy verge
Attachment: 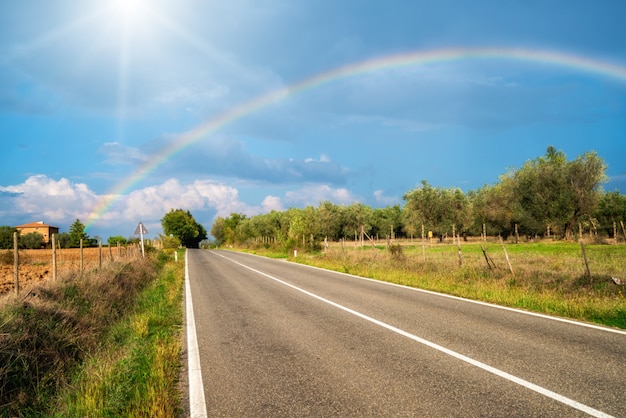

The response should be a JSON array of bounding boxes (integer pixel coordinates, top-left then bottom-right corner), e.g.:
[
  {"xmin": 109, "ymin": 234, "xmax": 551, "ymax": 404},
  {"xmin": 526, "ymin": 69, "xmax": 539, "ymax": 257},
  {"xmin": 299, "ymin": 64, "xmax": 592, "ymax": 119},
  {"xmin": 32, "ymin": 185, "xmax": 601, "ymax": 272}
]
[
  {"xmin": 0, "ymin": 249, "xmax": 185, "ymax": 417},
  {"xmin": 239, "ymin": 241, "xmax": 626, "ymax": 329}
]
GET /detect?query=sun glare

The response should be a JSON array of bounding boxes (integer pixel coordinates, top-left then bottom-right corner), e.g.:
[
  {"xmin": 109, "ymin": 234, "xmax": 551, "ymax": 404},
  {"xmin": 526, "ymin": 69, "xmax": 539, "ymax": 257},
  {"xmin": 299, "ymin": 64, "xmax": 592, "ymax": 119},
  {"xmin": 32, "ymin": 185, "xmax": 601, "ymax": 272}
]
[{"xmin": 111, "ymin": 0, "xmax": 146, "ymax": 22}]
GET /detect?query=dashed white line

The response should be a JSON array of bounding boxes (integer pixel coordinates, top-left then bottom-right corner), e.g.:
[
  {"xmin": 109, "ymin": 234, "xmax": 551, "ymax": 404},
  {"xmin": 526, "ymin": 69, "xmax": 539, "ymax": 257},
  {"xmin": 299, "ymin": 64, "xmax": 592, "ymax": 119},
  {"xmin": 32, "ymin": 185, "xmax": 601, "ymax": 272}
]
[{"xmin": 214, "ymin": 251, "xmax": 614, "ymax": 418}]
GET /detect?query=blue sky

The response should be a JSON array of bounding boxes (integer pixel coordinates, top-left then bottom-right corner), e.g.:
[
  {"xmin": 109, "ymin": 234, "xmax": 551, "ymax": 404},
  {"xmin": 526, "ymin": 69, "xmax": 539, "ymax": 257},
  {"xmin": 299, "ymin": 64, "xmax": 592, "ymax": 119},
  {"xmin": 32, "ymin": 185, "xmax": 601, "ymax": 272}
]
[{"xmin": 1, "ymin": 0, "xmax": 625, "ymax": 240}]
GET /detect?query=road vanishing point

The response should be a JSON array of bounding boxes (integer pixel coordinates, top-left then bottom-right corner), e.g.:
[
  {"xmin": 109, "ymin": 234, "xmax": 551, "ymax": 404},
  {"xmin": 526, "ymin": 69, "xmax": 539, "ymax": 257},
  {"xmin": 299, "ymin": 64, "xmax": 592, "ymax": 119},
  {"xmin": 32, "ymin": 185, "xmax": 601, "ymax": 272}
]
[{"xmin": 184, "ymin": 249, "xmax": 625, "ymax": 417}]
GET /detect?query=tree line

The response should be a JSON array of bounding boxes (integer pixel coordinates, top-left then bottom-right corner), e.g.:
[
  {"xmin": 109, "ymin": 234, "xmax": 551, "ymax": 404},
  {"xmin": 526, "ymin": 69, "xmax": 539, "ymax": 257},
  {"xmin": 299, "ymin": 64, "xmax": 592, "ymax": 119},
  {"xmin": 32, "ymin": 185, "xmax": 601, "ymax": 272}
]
[{"xmin": 210, "ymin": 147, "xmax": 626, "ymax": 250}]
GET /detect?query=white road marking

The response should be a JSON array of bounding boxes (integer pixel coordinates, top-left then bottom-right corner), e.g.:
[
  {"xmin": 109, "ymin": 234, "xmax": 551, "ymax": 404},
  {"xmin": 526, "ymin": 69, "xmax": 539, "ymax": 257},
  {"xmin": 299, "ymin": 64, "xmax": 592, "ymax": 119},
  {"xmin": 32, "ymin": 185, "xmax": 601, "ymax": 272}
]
[
  {"xmin": 297, "ymin": 260, "xmax": 626, "ymax": 335},
  {"xmin": 214, "ymin": 251, "xmax": 614, "ymax": 418},
  {"xmin": 186, "ymin": 250, "xmax": 208, "ymax": 418}
]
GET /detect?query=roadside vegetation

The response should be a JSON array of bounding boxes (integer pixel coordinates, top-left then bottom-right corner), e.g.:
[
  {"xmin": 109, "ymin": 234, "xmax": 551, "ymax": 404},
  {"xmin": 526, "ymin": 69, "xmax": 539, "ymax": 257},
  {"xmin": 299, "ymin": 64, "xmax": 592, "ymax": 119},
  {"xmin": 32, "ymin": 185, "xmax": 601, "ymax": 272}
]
[{"xmin": 0, "ymin": 249, "xmax": 184, "ymax": 417}]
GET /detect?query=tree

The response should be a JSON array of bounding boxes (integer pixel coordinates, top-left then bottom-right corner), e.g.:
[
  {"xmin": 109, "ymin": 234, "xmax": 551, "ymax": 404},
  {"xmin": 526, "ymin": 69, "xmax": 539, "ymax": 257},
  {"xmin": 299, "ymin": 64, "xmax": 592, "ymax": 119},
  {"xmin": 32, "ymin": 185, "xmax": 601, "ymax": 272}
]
[
  {"xmin": 107, "ymin": 235, "xmax": 128, "ymax": 246},
  {"xmin": 0, "ymin": 226, "xmax": 17, "ymax": 249},
  {"xmin": 69, "ymin": 219, "xmax": 89, "ymax": 248},
  {"xmin": 371, "ymin": 205, "xmax": 402, "ymax": 239},
  {"xmin": 595, "ymin": 191, "xmax": 626, "ymax": 237},
  {"xmin": 57, "ymin": 232, "xmax": 71, "ymax": 248},
  {"xmin": 402, "ymin": 180, "xmax": 470, "ymax": 238},
  {"xmin": 508, "ymin": 147, "xmax": 607, "ymax": 238},
  {"xmin": 161, "ymin": 209, "xmax": 207, "ymax": 248},
  {"xmin": 210, "ymin": 217, "xmax": 227, "ymax": 246},
  {"xmin": 19, "ymin": 232, "xmax": 44, "ymax": 249}
]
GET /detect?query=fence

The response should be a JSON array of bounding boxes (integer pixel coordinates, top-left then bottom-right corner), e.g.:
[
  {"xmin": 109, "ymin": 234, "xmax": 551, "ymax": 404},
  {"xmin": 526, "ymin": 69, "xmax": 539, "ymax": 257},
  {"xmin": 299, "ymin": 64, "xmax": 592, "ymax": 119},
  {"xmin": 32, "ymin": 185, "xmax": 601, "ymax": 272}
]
[{"xmin": 1, "ymin": 233, "xmax": 144, "ymax": 296}]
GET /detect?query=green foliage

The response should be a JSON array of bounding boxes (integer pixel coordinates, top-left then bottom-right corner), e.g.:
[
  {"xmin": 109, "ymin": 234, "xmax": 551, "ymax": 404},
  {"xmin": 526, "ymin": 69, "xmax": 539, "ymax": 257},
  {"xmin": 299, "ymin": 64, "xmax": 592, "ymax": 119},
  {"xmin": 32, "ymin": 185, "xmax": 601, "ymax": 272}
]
[
  {"xmin": 596, "ymin": 191, "xmax": 626, "ymax": 236},
  {"xmin": 107, "ymin": 235, "xmax": 128, "ymax": 246},
  {"xmin": 209, "ymin": 147, "xmax": 619, "ymax": 248},
  {"xmin": 158, "ymin": 233, "xmax": 181, "ymax": 250},
  {"xmin": 161, "ymin": 209, "xmax": 207, "ymax": 248},
  {"xmin": 402, "ymin": 180, "xmax": 470, "ymax": 237},
  {"xmin": 0, "ymin": 226, "xmax": 17, "ymax": 249},
  {"xmin": 68, "ymin": 219, "xmax": 89, "ymax": 248},
  {"xmin": 57, "ymin": 232, "xmax": 71, "ymax": 248},
  {"xmin": 20, "ymin": 232, "xmax": 44, "ymax": 249}
]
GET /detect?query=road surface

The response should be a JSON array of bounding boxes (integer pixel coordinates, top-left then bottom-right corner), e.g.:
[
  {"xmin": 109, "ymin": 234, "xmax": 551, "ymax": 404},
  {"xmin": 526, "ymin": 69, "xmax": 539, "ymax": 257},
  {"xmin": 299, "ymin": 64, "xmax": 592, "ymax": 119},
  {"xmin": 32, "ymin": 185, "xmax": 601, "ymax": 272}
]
[{"xmin": 185, "ymin": 249, "xmax": 625, "ymax": 417}]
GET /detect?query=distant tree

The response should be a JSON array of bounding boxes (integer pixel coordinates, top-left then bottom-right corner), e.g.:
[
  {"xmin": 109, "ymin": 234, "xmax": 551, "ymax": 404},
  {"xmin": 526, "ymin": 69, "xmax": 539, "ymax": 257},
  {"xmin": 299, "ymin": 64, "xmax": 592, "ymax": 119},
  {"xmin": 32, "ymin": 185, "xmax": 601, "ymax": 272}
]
[
  {"xmin": 317, "ymin": 201, "xmax": 343, "ymax": 241},
  {"xmin": 0, "ymin": 226, "xmax": 17, "ymax": 249},
  {"xmin": 341, "ymin": 203, "xmax": 373, "ymax": 238},
  {"xmin": 402, "ymin": 180, "xmax": 470, "ymax": 238},
  {"xmin": 595, "ymin": 191, "xmax": 626, "ymax": 237},
  {"xmin": 57, "ymin": 232, "xmax": 71, "ymax": 248},
  {"xmin": 68, "ymin": 219, "xmax": 89, "ymax": 247},
  {"xmin": 107, "ymin": 235, "xmax": 128, "ymax": 246},
  {"xmin": 371, "ymin": 205, "xmax": 402, "ymax": 239},
  {"xmin": 161, "ymin": 209, "xmax": 207, "ymax": 248},
  {"xmin": 508, "ymin": 147, "xmax": 606, "ymax": 238},
  {"xmin": 210, "ymin": 217, "xmax": 227, "ymax": 246},
  {"xmin": 19, "ymin": 232, "xmax": 44, "ymax": 249}
]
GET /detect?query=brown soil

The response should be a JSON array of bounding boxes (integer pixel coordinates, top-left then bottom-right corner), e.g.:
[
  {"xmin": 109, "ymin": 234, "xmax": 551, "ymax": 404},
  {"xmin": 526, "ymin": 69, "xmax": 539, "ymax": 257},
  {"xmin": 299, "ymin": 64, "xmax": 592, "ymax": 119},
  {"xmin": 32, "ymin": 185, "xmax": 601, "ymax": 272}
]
[{"xmin": 0, "ymin": 247, "xmax": 133, "ymax": 295}]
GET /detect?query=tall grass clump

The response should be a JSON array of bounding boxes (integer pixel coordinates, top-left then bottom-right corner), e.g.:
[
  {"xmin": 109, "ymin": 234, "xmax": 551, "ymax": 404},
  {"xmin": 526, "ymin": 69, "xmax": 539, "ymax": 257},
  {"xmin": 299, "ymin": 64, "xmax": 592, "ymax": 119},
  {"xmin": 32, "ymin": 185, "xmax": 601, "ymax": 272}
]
[{"xmin": 0, "ymin": 250, "xmax": 183, "ymax": 417}]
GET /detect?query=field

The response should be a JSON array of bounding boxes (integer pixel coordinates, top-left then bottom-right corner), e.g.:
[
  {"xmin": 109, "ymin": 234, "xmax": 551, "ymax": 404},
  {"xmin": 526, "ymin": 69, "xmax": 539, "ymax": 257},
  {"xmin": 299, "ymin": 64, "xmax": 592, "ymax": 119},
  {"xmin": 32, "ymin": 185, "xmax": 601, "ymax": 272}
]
[{"xmin": 0, "ymin": 246, "xmax": 141, "ymax": 295}]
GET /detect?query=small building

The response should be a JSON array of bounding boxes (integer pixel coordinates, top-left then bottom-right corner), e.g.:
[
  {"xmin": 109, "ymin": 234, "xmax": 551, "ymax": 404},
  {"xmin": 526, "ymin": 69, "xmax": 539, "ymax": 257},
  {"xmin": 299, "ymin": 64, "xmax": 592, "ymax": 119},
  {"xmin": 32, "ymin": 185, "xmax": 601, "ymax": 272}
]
[{"xmin": 15, "ymin": 221, "xmax": 59, "ymax": 244}]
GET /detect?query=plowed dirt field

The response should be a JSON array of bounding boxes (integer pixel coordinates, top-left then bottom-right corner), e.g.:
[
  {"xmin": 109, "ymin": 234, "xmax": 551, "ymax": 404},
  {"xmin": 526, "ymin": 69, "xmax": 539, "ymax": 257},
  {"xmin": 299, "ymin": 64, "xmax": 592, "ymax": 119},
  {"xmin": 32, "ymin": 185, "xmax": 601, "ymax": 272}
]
[{"xmin": 0, "ymin": 247, "xmax": 132, "ymax": 295}]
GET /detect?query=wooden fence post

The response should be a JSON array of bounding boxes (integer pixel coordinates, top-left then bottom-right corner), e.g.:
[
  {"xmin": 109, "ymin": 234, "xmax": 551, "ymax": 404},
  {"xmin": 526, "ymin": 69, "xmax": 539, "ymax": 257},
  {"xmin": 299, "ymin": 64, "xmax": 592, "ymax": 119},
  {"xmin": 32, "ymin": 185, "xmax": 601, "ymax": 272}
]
[
  {"xmin": 52, "ymin": 234, "xmax": 57, "ymax": 281},
  {"xmin": 99, "ymin": 241, "xmax": 103, "ymax": 269},
  {"xmin": 481, "ymin": 245, "xmax": 493, "ymax": 270},
  {"xmin": 499, "ymin": 236, "xmax": 514, "ymax": 275},
  {"xmin": 80, "ymin": 239, "xmax": 84, "ymax": 274},
  {"xmin": 456, "ymin": 233, "xmax": 462, "ymax": 267},
  {"xmin": 13, "ymin": 232, "xmax": 19, "ymax": 295}
]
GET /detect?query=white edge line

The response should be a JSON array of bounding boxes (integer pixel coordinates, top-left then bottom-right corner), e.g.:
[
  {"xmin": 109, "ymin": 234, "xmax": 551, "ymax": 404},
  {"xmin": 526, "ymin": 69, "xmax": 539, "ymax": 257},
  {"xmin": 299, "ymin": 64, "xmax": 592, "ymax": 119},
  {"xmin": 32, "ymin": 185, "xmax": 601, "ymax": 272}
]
[
  {"xmin": 186, "ymin": 249, "xmax": 208, "ymax": 418},
  {"xmin": 213, "ymin": 251, "xmax": 615, "ymax": 418},
  {"xmin": 232, "ymin": 251, "xmax": 626, "ymax": 336}
]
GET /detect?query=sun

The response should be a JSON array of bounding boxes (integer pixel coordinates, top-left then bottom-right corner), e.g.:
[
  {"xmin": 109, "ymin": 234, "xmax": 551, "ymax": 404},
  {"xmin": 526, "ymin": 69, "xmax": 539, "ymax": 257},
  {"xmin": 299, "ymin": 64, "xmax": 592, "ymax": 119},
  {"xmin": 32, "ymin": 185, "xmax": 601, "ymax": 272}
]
[{"xmin": 110, "ymin": 0, "xmax": 148, "ymax": 23}]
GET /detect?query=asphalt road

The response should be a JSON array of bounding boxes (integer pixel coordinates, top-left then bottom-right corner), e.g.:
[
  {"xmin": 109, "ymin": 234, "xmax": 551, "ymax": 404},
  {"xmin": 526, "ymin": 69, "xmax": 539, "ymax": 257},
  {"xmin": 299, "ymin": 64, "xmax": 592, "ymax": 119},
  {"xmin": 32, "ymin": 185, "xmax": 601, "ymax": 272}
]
[{"xmin": 186, "ymin": 249, "xmax": 625, "ymax": 417}]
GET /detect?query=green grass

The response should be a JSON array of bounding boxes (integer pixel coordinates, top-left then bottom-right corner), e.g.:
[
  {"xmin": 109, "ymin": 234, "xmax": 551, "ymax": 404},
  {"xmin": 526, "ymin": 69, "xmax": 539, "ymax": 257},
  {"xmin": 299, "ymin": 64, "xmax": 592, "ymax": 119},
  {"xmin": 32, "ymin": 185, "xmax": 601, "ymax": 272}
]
[
  {"xmin": 0, "ymin": 249, "xmax": 185, "ymax": 417},
  {"xmin": 54, "ymin": 251, "xmax": 184, "ymax": 417}
]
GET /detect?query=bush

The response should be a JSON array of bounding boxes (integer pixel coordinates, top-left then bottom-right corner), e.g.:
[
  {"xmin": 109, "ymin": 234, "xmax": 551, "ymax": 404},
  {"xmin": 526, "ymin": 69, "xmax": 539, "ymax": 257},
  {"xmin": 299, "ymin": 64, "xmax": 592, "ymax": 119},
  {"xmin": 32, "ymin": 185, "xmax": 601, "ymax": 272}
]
[
  {"xmin": 388, "ymin": 244, "xmax": 405, "ymax": 261},
  {"xmin": 20, "ymin": 232, "xmax": 44, "ymax": 249},
  {"xmin": 0, "ymin": 250, "xmax": 13, "ymax": 265}
]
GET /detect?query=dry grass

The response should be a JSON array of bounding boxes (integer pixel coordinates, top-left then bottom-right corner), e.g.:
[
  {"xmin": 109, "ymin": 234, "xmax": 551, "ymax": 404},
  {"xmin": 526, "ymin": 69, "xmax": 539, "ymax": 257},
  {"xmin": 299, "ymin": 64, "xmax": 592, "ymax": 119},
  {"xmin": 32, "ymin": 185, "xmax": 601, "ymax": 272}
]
[{"xmin": 0, "ymin": 256, "xmax": 156, "ymax": 416}]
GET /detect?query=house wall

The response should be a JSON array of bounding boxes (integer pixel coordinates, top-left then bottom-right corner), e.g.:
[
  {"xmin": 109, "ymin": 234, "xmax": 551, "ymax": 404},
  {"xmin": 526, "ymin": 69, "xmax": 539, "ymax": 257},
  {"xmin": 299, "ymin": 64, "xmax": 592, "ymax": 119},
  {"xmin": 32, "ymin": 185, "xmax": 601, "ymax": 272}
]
[{"xmin": 16, "ymin": 225, "xmax": 59, "ymax": 244}]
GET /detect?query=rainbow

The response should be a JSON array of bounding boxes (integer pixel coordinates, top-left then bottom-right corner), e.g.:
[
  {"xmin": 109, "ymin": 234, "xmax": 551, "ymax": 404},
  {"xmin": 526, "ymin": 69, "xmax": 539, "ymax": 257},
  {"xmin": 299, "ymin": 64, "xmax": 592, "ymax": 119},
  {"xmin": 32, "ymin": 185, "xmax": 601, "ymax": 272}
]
[{"xmin": 85, "ymin": 46, "xmax": 626, "ymax": 228}]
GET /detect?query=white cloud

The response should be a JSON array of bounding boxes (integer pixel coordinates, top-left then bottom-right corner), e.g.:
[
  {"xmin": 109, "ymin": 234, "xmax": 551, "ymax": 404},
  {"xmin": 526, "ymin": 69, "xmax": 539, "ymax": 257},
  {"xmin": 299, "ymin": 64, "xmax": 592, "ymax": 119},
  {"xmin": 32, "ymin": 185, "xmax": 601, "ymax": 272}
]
[
  {"xmin": 0, "ymin": 175, "xmax": 99, "ymax": 223},
  {"xmin": 261, "ymin": 195, "xmax": 284, "ymax": 212},
  {"xmin": 0, "ymin": 175, "xmax": 261, "ymax": 235},
  {"xmin": 99, "ymin": 142, "xmax": 148, "ymax": 165},
  {"xmin": 284, "ymin": 184, "xmax": 359, "ymax": 207},
  {"xmin": 0, "ymin": 175, "xmax": 366, "ymax": 239},
  {"xmin": 373, "ymin": 189, "xmax": 400, "ymax": 205}
]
